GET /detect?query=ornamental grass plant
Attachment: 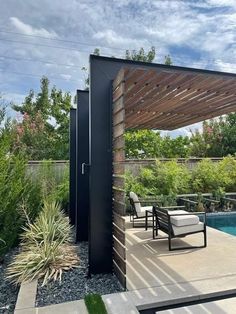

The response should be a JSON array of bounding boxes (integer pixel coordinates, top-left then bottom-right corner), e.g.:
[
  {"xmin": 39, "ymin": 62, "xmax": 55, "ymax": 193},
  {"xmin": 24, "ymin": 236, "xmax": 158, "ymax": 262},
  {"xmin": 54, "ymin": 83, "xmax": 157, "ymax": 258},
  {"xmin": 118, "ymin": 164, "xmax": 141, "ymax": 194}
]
[{"xmin": 7, "ymin": 201, "xmax": 79, "ymax": 286}]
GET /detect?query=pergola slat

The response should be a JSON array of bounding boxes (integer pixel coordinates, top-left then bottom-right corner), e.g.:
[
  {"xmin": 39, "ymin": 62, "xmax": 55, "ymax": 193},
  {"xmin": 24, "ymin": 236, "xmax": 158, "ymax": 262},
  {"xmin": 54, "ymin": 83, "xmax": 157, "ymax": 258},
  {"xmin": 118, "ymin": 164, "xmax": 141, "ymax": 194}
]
[{"xmin": 117, "ymin": 67, "xmax": 236, "ymax": 129}]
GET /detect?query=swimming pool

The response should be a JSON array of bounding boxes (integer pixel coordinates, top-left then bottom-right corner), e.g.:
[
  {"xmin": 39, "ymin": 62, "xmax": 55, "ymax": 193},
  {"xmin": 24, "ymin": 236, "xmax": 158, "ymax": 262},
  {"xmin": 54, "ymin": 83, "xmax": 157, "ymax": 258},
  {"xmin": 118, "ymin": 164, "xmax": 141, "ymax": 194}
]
[{"xmin": 207, "ymin": 212, "xmax": 236, "ymax": 236}]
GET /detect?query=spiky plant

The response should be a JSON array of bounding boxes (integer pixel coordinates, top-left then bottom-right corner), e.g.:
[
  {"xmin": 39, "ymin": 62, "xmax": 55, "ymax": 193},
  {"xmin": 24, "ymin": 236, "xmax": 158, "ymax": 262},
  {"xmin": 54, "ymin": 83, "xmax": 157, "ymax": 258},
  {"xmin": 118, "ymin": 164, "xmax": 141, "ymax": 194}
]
[
  {"xmin": 21, "ymin": 201, "xmax": 72, "ymax": 246},
  {"xmin": 7, "ymin": 201, "xmax": 79, "ymax": 285},
  {"xmin": 7, "ymin": 241, "xmax": 79, "ymax": 286}
]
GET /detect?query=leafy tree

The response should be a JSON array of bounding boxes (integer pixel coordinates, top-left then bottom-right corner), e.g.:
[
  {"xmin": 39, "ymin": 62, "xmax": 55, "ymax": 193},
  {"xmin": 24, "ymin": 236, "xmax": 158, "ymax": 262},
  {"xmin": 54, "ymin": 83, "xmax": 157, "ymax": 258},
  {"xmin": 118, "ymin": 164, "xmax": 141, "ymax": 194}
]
[
  {"xmin": 125, "ymin": 130, "xmax": 162, "ymax": 158},
  {"xmin": 164, "ymin": 55, "xmax": 173, "ymax": 65},
  {"xmin": 190, "ymin": 115, "xmax": 236, "ymax": 157},
  {"xmin": 125, "ymin": 130, "xmax": 190, "ymax": 159},
  {"xmin": 160, "ymin": 136, "xmax": 190, "ymax": 158},
  {"xmin": 12, "ymin": 77, "xmax": 71, "ymax": 160},
  {"xmin": 125, "ymin": 47, "xmax": 156, "ymax": 62}
]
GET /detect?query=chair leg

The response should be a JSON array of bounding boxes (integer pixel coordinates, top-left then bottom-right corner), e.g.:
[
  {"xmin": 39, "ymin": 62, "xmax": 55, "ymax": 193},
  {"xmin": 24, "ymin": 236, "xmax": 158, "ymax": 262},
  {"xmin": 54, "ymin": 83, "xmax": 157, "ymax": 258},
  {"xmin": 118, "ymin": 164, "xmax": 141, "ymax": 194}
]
[
  {"xmin": 204, "ymin": 229, "xmax": 207, "ymax": 247},
  {"xmin": 168, "ymin": 235, "xmax": 172, "ymax": 251},
  {"xmin": 145, "ymin": 212, "xmax": 148, "ymax": 231},
  {"xmin": 152, "ymin": 214, "xmax": 155, "ymax": 239}
]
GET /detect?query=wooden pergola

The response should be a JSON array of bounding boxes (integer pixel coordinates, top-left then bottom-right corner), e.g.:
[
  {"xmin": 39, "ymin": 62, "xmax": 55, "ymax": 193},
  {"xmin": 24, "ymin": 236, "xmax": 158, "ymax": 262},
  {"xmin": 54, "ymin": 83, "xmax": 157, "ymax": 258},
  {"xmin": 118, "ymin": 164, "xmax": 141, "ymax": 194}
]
[
  {"xmin": 112, "ymin": 66, "xmax": 236, "ymax": 287},
  {"xmin": 114, "ymin": 67, "xmax": 236, "ymax": 130},
  {"xmin": 71, "ymin": 55, "xmax": 236, "ymax": 289}
]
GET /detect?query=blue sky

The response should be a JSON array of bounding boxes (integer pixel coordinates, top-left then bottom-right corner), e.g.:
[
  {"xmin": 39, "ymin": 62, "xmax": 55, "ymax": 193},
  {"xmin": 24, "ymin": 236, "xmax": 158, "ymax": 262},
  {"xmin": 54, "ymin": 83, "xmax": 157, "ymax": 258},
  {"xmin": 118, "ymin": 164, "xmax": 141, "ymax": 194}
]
[{"xmin": 0, "ymin": 0, "xmax": 236, "ymax": 136}]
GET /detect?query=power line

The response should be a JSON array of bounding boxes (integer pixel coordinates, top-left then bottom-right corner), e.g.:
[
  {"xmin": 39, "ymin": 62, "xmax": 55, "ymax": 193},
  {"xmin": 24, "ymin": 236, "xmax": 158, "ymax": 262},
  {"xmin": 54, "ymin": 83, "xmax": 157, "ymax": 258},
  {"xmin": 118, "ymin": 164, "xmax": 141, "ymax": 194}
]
[
  {"xmin": 0, "ymin": 69, "xmax": 80, "ymax": 83},
  {"xmin": 0, "ymin": 37, "xmax": 97, "ymax": 53},
  {"xmin": 0, "ymin": 35, "xmax": 236, "ymax": 71},
  {"xmin": 0, "ymin": 30, "xmax": 129, "ymax": 52},
  {"xmin": 1, "ymin": 37, "xmax": 235, "ymax": 72},
  {"xmin": 0, "ymin": 55, "xmax": 81, "ymax": 68}
]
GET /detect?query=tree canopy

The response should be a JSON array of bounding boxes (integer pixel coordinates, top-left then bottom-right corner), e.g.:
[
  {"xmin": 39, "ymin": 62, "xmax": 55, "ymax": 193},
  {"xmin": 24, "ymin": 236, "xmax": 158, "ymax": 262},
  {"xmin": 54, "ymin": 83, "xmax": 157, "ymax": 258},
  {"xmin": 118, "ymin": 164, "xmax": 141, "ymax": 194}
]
[{"xmin": 12, "ymin": 77, "xmax": 71, "ymax": 160}]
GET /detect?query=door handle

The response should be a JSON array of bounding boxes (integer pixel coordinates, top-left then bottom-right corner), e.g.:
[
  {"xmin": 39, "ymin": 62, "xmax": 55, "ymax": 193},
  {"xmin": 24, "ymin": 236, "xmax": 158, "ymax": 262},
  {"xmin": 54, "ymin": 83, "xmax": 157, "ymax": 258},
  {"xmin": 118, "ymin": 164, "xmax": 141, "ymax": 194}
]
[{"xmin": 81, "ymin": 163, "xmax": 90, "ymax": 175}]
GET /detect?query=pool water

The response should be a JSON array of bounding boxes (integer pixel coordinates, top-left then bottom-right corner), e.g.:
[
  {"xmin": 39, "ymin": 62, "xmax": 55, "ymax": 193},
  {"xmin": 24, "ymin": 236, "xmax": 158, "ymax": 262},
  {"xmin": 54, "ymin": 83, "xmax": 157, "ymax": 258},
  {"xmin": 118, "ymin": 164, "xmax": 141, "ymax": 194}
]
[{"xmin": 207, "ymin": 213, "xmax": 236, "ymax": 236}]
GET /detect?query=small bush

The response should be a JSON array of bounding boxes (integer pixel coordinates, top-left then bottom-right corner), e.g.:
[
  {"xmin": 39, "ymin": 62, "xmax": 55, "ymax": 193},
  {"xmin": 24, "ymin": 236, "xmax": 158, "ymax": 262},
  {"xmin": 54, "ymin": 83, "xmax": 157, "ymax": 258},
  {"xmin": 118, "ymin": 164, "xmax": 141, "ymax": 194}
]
[
  {"xmin": 125, "ymin": 157, "xmax": 236, "ymax": 199},
  {"xmin": 7, "ymin": 201, "xmax": 79, "ymax": 286},
  {"xmin": 191, "ymin": 159, "xmax": 222, "ymax": 192}
]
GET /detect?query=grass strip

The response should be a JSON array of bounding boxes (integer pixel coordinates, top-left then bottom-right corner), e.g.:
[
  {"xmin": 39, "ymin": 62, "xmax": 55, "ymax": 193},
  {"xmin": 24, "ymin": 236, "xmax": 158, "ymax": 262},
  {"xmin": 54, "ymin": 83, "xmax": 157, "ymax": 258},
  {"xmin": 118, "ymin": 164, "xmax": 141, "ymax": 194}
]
[{"xmin": 84, "ymin": 294, "xmax": 107, "ymax": 314}]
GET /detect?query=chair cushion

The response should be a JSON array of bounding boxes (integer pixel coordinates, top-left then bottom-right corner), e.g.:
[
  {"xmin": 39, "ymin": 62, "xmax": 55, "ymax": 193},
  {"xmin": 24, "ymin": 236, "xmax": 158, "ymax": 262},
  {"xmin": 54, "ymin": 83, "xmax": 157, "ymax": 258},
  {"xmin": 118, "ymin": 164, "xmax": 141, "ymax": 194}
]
[
  {"xmin": 168, "ymin": 210, "xmax": 188, "ymax": 215},
  {"xmin": 172, "ymin": 222, "xmax": 204, "ymax": 236},
  {"xmin": 137, "ymin": 206, "xmax": 153, "ymax": 218},
  {"xmin": 130, "ymin": 191, "xmax": 141, "ymax": 213},
  {"xmin": 168, "ymin": 210, "xmax": 199, "ymax": 227},
  {"xmin": 170, "ymin": 215, "xmax": 199, "ymax": 227}
]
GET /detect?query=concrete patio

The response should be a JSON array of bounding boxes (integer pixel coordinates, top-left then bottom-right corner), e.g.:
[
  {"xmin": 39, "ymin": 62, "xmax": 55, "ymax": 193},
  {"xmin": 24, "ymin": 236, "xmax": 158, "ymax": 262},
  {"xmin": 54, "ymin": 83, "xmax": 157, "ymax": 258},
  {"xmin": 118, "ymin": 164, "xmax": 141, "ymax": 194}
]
[{"xmin": 125, "ymin": 221, "xmax": 236, "ymax": 310}]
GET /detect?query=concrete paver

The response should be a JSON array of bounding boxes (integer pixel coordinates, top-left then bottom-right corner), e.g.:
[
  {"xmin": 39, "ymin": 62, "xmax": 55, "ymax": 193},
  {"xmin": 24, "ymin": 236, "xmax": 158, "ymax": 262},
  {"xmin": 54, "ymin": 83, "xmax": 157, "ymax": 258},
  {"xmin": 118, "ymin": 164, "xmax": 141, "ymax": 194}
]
[
  {"xmin": 157, "ymin": 296, "xmax": 236, "ymax": 314},
  {"xmin": 38, "ymin": 300, "xmax": 88, "ymax": 314}
]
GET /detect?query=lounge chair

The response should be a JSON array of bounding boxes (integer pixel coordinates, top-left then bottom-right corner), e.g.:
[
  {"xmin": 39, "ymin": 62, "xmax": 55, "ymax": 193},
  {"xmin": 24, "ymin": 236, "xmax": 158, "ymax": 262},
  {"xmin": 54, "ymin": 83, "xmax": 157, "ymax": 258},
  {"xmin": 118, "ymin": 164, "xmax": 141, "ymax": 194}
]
[
  {"xmin": 152, "ymin": 206, "xmax": 207, "ymax": 251},
  {"xmin": 129, "ymin": 192, "xmax": 159, "ymax": 228}
]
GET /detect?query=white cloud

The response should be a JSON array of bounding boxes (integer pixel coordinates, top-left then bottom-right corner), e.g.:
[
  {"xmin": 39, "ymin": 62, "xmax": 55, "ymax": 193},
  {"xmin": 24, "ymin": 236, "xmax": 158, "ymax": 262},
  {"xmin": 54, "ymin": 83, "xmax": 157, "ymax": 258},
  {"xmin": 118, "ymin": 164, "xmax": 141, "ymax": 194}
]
[
  {"xmin": 0, "ymin": 0, "xmax": 235, "ymax": 124},
  {"xmin": 10, "ymin": 17, "xmax": 58, "ymax": 38},
  {"xmin": 60, "ymin": 74, "xmax": 72, "ymax": 81}
]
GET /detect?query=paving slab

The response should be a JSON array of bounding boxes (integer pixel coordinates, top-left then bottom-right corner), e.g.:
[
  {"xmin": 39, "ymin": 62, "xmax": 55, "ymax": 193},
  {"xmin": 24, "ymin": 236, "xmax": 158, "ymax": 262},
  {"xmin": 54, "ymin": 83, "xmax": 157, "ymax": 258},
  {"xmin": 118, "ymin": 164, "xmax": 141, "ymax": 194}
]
[
  {"xmin": 103, "ymin": 292, "xmax": 139, "ymax": 314},
  {"xmin": 14, "ymin": 280, "xmax": 37, "ymax": 311},
  {"xmin": 157, "ymin": 296, "xmax": 236, "ymax": 314},
  {"xmin": 38, "ymin": 300, "xmax": 88, "ymax": 314},
  {"xmin": 126, "ymin": 225, "xmax": 236, "ymax": 290},
  {"xmin": 125, "ymin": 222, "xmax": 236, "ymax": 310}
]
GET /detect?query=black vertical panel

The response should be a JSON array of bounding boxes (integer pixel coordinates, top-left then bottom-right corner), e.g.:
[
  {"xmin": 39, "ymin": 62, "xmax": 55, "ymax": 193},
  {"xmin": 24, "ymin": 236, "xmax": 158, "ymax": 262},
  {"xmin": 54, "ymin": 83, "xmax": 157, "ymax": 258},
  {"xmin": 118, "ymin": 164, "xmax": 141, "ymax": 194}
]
[
  {"xmin": 89, "ymin": 60, "xmax": 116, "ymax": 274},
  {"xmin": 76, "ymin": 90, "xmax": 89, "ymax": 242},
  {"xmin": 89, "ymin": 56, "xmax": 154, "ymax": 274},
  {"xmin": 69, "ymin": 108, "xmax": 76, "ymax": 226}
]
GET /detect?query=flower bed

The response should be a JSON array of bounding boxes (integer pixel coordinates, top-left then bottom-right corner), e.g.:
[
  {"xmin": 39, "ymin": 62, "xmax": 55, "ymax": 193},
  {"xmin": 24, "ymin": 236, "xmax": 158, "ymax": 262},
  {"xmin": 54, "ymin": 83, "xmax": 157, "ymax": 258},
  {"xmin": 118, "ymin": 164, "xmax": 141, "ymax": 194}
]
[
  {"xmin": 36, "ymin": 242, "xmax": 123, "ymax": 307},
  {"xmin": 0, "ymin": 249, "xmax": 19, "ymax": 314}
]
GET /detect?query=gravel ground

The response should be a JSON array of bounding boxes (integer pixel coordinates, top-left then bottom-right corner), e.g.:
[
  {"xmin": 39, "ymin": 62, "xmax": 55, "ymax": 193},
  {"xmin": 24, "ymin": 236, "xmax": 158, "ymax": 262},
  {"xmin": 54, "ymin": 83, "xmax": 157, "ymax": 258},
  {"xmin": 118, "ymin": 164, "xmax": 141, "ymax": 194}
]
[
  {"xmin": 0, "ymin": 249, "xmax": 19, "ymax": 314},
  {"xmin": 36, "ymin": 242, "xmax": 124, "ymax": 307}
]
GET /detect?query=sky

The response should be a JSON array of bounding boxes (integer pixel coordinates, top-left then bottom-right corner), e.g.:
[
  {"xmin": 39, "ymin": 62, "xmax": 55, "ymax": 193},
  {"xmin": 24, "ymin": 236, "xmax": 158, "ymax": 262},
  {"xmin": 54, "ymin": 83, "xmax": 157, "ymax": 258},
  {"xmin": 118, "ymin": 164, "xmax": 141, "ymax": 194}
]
[{"xmin": 0, "ymin": 0, "xmax": 236, "ymax": 137}]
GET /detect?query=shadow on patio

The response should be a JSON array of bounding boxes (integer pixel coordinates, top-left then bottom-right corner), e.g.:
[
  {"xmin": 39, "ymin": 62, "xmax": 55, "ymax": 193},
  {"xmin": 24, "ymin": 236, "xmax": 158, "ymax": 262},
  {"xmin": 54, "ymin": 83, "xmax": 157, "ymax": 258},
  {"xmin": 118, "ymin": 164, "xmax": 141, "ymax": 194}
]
[{"xmin": 125, "ymin": 221, "xmax": 236, "ymax": 312}]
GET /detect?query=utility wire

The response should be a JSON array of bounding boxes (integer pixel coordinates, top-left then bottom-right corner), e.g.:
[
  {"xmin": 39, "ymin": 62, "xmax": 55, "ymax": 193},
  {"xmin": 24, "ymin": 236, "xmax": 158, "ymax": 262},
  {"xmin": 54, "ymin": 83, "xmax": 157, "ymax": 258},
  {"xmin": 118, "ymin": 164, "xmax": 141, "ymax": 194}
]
[
  {"xmin": 0, "ymin": 36, "xmax": 236, "ymax": 72},
  {"xmin": 0, "ymin": 37, "xmax": 98, "ymax": 53},
  {"xmin": 0, "ymin": 69, "xmax": 79, "ymax": 83},
  {"xmin": 0, "ymin": 55, "xmax": 81, "ymax": 68},
  {"xmin": 0, "ymin": 30, "xmax": 129, "ymax": 52}
]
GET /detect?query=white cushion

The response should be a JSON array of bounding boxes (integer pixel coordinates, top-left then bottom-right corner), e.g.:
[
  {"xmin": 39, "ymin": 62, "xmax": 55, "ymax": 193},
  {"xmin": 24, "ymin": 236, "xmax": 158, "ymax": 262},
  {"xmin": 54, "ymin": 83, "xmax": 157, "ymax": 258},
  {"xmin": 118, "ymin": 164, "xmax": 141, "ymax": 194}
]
[
  {"xmin": 168, "ymin": 210, "xmax": 188, "ymax": 215},
  {"xmin": 129, "ymin": 191, "xmax": 141, "ymax": 213},
  {"xmin": 172, "ymin": 222, "xmax": 204, "ymax": 236},
  {"xmin": 136, "ymin": 206, "xmax": 153, "ymax": 218},
  {"xmin": 170, "ymin": 214, "xmax": 199, "ymax": 227}
]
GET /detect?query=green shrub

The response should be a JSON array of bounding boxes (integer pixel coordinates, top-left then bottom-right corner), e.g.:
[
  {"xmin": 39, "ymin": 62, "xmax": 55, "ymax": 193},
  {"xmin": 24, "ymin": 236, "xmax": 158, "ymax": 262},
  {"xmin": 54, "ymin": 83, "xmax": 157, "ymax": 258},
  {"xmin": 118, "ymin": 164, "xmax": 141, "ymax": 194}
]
[
  {"xmin": 7, "ymin": 201, "xmax": 79, "ymax": 286},
  {"xmin": 191, "ymin": 159, "xmax": 222, "ymax": 192},
  {"xmin": 125, "ymin": 157, "xmax": 236, "ymax": 199},
  {"xmin": 138, "ymin": 160, "xmax": 191, "ymax": 195},
  {"xmin": 217, "ymin": 156, "xmax": 236, "ymax": 191},
  {"xmin": 125, "ymin": 171, "xmax": 150, "ymax": 197},
  {"xmin": 0, "ymin": 145, "xmax": 29, "ymax": 256},
  {"xmin": 48, "ymin": 165, "xmax": 69, "ymax": 209}
]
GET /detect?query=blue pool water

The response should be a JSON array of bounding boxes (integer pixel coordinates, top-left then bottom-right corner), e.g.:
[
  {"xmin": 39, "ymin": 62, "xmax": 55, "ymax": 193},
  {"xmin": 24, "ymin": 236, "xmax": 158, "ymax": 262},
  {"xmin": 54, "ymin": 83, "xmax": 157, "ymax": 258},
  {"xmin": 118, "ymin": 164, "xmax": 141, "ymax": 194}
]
[{"xmin": 207, "ymin": 213, "xmax": 236, "ymax": 236}]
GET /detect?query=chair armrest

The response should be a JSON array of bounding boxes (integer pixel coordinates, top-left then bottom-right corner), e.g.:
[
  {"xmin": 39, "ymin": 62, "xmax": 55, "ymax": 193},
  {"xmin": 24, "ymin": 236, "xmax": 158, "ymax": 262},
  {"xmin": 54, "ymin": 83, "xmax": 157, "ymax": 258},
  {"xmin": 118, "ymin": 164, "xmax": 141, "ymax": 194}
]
[{"xmin": 139, "ymin": 199, "xmax": 161, "ymax": 203}]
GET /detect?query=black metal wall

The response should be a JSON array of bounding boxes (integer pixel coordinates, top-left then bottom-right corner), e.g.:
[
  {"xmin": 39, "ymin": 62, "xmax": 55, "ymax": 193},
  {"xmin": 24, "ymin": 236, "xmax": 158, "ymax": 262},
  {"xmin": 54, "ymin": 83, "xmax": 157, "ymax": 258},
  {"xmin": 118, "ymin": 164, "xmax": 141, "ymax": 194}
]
[
  {"xmin": 76, "ymin": 90, "xmax": 89, "ymax": 242},
  {"xmin": 89, "ymin": 55, "xmax": 172, "ymax": 274},
  {"xmin": 69, "ymin": 108, "xmax": 77, "ymax": 225}
]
